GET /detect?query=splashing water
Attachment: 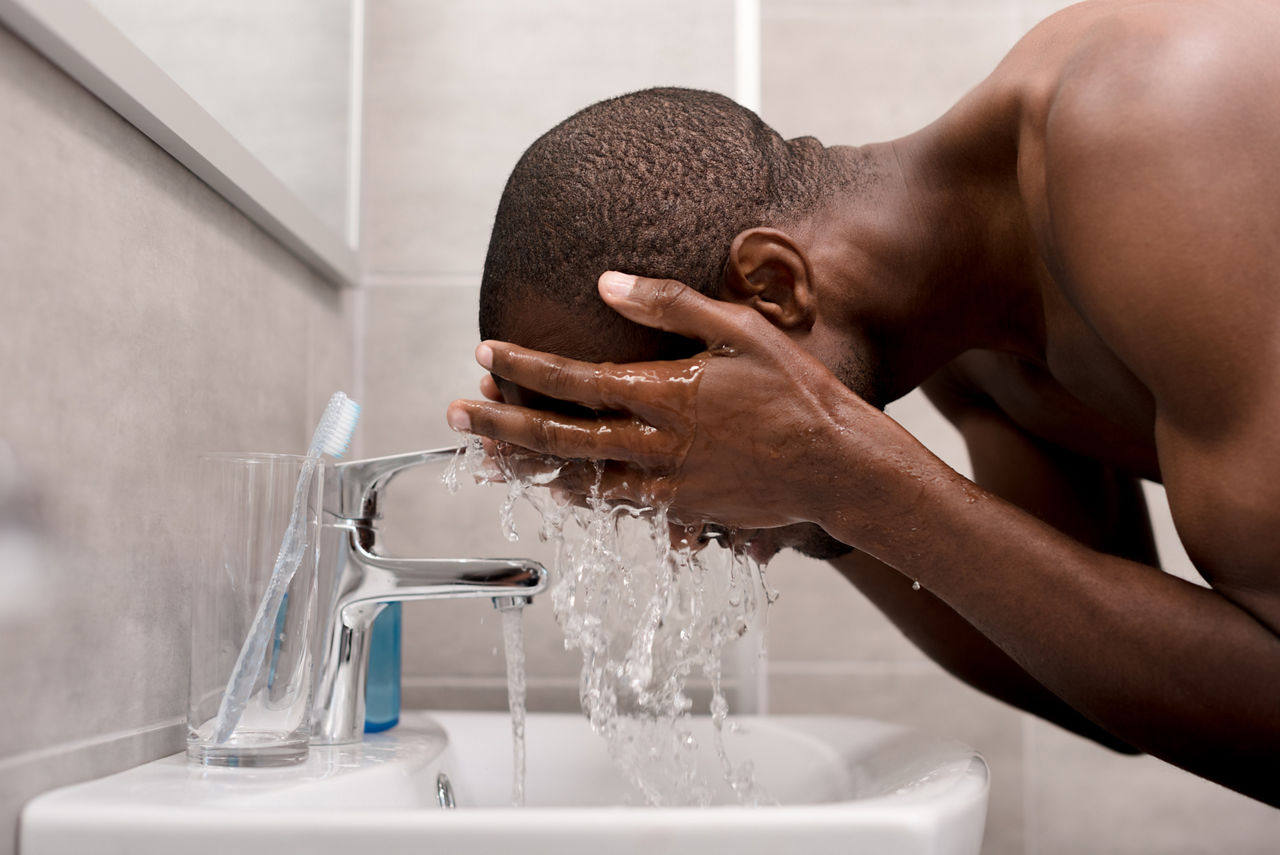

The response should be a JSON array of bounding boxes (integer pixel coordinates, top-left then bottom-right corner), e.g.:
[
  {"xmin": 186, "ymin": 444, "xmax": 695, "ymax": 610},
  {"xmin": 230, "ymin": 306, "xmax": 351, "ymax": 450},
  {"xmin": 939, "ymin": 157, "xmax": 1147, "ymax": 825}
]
[{"xmin": 446, "ymin": 438, "xmax": 777, "ymax": 806}]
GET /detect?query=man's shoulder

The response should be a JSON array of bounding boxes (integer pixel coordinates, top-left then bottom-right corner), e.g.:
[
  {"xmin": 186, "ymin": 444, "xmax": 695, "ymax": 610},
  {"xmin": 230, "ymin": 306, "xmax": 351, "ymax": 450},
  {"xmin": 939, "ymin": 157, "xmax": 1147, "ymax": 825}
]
[
  {"xmin": 1026, "ymin": 1, "xmax": 1280, "ymax": 437},
  {"xmin": 1016, "ymin": 0, "xmax": 1277, "ymax": 146}
]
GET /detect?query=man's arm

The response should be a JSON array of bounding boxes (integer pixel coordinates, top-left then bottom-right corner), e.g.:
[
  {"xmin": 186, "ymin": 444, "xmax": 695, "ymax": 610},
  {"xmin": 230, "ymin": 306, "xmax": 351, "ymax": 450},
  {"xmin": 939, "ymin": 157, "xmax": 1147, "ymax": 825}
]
[
  {"xmin": 828, "ymin": 364, "xmax": 1166, "ymax": 753},
  {"xmin": 829, "ymin": 547, "xmax": 1141, "ymax": 754},
  {"xmin": 453, "ymin": 268, "xmax": 1280, "ymax": 802}
]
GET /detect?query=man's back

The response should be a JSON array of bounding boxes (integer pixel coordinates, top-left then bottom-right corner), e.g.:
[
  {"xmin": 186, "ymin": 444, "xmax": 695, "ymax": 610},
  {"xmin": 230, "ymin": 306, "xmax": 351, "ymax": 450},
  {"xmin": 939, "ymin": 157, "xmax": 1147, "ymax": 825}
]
[{"xmin": 923, "ymin": 0, "xmax": 1280, "ymax": 610}]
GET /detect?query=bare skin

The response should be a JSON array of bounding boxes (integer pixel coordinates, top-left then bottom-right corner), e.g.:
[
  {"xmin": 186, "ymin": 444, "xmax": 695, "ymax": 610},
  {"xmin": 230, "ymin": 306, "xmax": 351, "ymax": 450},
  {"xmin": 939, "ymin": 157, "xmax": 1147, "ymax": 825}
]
[{"xmin": 448, "ymin": 0, "xmax": 1280, "ymax": 802}]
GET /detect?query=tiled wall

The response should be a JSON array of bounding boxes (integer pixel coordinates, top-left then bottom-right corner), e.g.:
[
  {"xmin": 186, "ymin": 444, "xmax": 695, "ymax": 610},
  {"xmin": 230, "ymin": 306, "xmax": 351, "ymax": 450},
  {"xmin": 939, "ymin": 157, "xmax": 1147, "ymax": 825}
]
[
  {"xmin": 0, "ymin": 22, "xmax": 355, "ymax": 855},
  {"xmin": 362, "ymin": 1, "xmax": 1279, "ymax": 854}
]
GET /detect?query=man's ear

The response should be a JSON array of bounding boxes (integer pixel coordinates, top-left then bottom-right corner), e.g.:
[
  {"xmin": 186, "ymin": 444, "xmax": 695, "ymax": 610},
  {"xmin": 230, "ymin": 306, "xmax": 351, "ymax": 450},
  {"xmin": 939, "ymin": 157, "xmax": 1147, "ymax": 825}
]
[{"xmin": 722, "ymin": 228, "xmax": 816, "ymax": 331}]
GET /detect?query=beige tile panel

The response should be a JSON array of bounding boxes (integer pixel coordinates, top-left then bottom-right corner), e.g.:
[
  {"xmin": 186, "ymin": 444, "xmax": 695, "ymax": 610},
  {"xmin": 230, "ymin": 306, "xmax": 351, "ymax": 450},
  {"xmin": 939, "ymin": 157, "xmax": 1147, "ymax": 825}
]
[
  {"xmin": 402, "ymin": 677, "xmax": 581, "ymax": 715},
  {"xmin": 760, "ymin": 0, "xmax": 1022, "ymax": 145},
  {"xmin": 1027, "ymin": 720, "xmax": 1280, "ymax": 855},
  {"xmin": 769, "ymin": 668, "xmax": 1027, "ymax": 855},
  {"xmin": 1018, "ymin": 0, "xmax": 1083, "ymax": 36},
  {"xmin": 361, "ymin": 282, "xmax": 483, "ymax": 457},
  {"xmin": 762, "ymin": 550, "xmax": 931, "ymax": 663},
  {"xmin": 361, "ymin": 0, "xmax": 736, "ymax": 276}
]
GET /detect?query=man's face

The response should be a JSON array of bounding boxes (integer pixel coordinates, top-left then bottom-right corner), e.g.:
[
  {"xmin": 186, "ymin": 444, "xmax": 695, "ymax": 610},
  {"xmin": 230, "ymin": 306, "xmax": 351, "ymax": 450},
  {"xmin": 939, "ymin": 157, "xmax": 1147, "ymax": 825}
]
[{"xmin": 493, "ymin": 293, "xmax": 861, "ymax": 563}]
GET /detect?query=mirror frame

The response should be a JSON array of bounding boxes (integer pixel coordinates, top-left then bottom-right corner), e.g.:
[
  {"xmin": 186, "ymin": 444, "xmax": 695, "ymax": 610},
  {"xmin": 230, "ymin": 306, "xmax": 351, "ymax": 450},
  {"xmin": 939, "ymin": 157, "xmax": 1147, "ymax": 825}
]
[{"xmin": 0, "ymin": 0, "xmax": 360, "ymax": 288}]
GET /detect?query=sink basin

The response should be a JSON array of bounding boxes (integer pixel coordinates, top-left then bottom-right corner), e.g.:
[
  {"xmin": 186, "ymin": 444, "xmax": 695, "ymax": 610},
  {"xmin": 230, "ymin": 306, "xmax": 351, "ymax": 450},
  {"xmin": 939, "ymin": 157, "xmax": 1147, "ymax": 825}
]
[{"xmin": 21, "ymin": 711, "xmax": 988, "ymax": 855}]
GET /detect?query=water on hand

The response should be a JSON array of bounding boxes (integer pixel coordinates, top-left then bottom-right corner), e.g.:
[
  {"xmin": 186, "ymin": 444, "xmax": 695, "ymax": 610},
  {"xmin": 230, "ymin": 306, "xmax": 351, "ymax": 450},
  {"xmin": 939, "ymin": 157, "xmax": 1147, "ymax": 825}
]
[{"xmin": 446, "ymin": 439, "xmax": 777, "ymax": 807}]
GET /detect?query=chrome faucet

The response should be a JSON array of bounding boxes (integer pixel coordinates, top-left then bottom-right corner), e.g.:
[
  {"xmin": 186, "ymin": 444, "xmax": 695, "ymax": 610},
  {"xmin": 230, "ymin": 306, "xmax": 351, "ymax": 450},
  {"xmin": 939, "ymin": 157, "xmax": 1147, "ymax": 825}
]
[{"xmin": 311, "ymin": 446, "xmax": 547, "ymax": 744}]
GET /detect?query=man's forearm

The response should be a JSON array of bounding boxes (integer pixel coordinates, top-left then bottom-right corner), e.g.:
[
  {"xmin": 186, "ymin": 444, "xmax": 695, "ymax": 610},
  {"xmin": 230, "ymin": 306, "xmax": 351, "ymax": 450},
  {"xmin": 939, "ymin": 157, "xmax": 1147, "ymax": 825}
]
[
  {"xmin": 829, "ymin": 549, "xmax": 1137, "ymax": 753},
  {"xmin": 820, "ymin": 462, "xmax": 1280, "ymax": 803}
]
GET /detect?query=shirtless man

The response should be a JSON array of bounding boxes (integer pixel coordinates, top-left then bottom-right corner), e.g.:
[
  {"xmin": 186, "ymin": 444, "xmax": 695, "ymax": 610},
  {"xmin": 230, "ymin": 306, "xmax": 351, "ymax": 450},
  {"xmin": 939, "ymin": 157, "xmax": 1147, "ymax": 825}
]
[{"xmin": 446, "ymin": 0, "xmax": 1280, "ymax": 803}]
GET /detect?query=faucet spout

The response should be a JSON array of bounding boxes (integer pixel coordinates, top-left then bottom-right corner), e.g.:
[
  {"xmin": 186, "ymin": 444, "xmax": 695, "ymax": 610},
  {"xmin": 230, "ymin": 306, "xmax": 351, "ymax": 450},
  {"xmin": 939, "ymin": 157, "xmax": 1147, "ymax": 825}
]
[
  {"xmin": 338, "ymin": 531, "xmax": 546, "ymax": 607},
  {"xmin": 310, "ymin": 447, "xmax": 549, "ymax": 745}
]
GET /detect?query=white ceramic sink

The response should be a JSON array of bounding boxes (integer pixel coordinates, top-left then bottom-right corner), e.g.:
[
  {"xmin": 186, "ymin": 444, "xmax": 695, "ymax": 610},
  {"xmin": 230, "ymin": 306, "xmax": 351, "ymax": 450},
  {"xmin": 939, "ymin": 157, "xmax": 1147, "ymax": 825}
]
[{"xmin": 21, "ymin": 711, "xmax": 988, "ymax": 855}]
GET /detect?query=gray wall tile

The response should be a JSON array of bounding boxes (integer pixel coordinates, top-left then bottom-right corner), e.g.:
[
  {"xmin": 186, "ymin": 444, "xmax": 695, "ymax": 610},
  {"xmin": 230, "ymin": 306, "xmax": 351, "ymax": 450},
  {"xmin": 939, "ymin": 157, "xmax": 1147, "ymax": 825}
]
[
  {"xmin": 1028, "ymin": 720, "xmax": 1280, "ymax": 855},
  {"xmin": 763, "ymin": 550, "xmax": 931, "ymax": 663},
  {"xmin": 401, "ymin": 678, "xmax": 582, "ymax": 714},
  {"xmin": 761, "ymin": 0, "xmax": 1022, "ymax": 144},
  {"xmin": 402, "ymin": 676, "xmax": 735, "ymax": 718},
  {"xmin": 361, "ymin": 0, "xmax": 736, "ymax": 277},
  {"xmin": 0, "ymin": 21, "xmax": 352, "ymax": 854},
  {"xmin": 1018, "ymin": 0, "xmax": 1081, "ymax": 36},
  {"xmin": 90, "ymin": 0, "xmax": 355, "ymax": 237}
]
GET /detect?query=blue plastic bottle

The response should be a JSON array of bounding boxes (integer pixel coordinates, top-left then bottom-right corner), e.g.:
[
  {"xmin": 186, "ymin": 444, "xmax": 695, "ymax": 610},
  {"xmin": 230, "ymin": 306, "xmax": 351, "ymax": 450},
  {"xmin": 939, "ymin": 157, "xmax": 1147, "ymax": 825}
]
[{"xmin": 364, "ymin": 602, "xmax": 401, "ymax": 733}]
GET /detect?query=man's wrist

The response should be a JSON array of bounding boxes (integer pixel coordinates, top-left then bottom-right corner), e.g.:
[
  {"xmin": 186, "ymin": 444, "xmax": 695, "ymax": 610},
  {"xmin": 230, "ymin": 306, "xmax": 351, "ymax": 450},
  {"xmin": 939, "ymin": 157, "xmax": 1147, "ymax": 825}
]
[{"xmin": 806, "ymin": 400, "xmax": 972, "ymax": 567}]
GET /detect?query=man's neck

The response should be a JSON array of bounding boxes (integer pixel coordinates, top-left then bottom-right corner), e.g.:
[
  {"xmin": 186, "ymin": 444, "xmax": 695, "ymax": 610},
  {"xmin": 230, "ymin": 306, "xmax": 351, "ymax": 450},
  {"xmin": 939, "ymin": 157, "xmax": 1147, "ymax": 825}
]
[{"xmin": 821, "ymin": 124, "xmax": 1044, "ymax": 397}]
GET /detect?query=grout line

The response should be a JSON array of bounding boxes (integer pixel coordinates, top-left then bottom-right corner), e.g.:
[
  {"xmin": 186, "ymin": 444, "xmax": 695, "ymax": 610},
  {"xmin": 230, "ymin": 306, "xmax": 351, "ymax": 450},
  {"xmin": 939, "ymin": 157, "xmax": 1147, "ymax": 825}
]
[
  {"xmin": 733, "ymin": 0, "xmax": 762, "ymax": 113},
  {"xmin": 0, "ymin": 717, "xmax": 184, "ymax": 773},
  {"xmin": 364, "ymin": 272, "xmax": 482, "ymax": 289},
  {"xmin": 350, "ymin": 283, "xmax": 367, "ymax": 460},
  {"xmin": 402, "ymin": 674, "xmax": 742, "ymax": 690},
  {"xmin": 766, "ymin": 659, "xmax": 944, "ymax": 676},
  {"xmin": 346, "ymin": 0, "xmax": 366, "ymax": 463},
  {"xmin": 403, "ymin": 675, "xmax": 578, "ymax": 689},
  {"xmin": 345, "ymin": 0, "xmax": 365, "ymax": 250}
]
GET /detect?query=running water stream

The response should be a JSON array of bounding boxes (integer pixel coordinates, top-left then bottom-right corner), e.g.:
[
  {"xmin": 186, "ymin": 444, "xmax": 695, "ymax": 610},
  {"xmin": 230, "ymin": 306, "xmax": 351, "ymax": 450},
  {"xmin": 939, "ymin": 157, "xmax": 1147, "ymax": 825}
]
[
  {"xmin": 446, "ymin": 439, "xmax": 776, "ymax": 806},
  {"xmin": 498, "ymin": 606, "xmax": 527, "ymax": 806}
]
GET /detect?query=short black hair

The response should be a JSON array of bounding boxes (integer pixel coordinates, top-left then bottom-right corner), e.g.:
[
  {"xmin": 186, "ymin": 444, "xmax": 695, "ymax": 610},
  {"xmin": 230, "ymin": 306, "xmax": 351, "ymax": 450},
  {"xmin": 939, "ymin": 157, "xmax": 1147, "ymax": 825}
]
[{"xmin": 479, "ymin": 87, "xmax": 844, "ymax": 361}]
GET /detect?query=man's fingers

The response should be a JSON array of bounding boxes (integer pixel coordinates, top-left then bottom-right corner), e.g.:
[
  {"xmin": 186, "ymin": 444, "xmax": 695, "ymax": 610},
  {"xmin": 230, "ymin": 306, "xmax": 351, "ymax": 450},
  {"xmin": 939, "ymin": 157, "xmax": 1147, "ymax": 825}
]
[
  {"xmin": 478, "ymin": 343, "xmax": 615, "ymax": 409},
  {"xmin": 597, "ymin": 271, "xmax": 749, "ymax": 344},
  {"xmin": 477, "ymin": 341, "xmax": 703, "ymax": 417},
  {"xmin": 447, "ymin": 399, "xmax": 675, "ymax": 466}
]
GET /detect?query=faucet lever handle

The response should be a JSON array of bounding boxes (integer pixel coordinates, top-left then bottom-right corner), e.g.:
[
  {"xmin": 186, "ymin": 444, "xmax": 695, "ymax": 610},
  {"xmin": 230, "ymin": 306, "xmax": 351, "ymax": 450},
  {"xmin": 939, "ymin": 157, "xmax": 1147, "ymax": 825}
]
[{"xmin": 329, "ymin": 446, "xmax": 463, "ymax": 519}]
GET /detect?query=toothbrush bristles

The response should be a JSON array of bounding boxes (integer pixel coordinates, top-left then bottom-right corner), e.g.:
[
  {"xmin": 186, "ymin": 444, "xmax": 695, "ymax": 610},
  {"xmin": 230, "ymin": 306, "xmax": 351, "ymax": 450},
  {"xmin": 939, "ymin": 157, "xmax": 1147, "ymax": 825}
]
[{"xmin": 312, "ymin": 392, "xmax": 361, "ymax": 459}]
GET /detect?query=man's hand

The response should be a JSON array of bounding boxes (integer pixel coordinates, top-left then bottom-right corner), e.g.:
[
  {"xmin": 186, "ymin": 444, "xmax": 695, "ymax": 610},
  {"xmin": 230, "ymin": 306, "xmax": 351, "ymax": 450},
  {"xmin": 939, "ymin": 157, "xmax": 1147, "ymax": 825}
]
[{"xmin": 447, "ymin": 271, "xmax": 916, "ymax": 532}]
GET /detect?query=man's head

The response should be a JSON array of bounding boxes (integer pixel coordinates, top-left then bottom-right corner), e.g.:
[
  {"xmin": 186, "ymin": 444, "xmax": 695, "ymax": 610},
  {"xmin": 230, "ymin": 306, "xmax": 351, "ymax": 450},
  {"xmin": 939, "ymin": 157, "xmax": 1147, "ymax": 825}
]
[
  {"xmin": 479, "ymin": 87, "xmax": 872, "ymax": 560},
  {"xmin": 480, "ymin": 87, "xmax": 855, "ymax": 364}
]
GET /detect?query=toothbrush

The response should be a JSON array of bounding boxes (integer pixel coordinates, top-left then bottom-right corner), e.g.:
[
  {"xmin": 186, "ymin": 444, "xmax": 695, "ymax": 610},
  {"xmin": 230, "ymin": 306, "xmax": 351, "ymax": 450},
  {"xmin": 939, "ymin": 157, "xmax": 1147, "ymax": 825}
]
[{"xmin": 212, "ymin": 392, "xmax": 361, "ymax": 744}]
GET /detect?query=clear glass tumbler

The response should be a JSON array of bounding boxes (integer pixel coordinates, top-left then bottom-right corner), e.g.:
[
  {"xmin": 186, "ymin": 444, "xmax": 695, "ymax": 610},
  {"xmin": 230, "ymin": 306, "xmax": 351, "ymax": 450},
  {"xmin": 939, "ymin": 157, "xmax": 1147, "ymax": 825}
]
[{"xmin": 187, "ymin": 453, "xmax": 323, "ymax": 767}]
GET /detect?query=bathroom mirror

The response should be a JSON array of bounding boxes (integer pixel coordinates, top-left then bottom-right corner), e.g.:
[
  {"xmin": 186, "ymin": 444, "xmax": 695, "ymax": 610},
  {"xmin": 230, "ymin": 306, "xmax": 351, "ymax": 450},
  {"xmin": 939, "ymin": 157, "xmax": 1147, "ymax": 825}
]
[{"xmin": 0, "ymin": 0, "xmax": 360, "ymax": 287}]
